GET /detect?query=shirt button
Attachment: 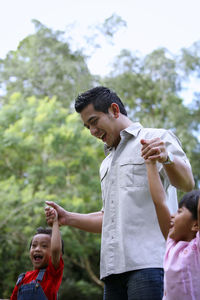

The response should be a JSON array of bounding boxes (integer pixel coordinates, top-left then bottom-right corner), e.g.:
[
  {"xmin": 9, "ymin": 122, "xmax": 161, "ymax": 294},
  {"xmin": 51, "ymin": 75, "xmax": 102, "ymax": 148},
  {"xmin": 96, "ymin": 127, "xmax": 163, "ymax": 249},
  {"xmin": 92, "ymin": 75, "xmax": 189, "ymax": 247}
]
[{"xmin": 192, "ymin": 244, "xmax": 197, "ymax": 251}]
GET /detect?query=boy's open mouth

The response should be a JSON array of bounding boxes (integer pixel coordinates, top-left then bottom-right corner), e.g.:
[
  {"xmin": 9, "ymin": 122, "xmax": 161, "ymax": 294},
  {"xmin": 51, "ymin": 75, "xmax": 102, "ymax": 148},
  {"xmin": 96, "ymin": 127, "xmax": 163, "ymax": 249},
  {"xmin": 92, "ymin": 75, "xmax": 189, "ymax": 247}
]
[{"xmin": 33, "ymin": 254, "xmax": 43, "ymax": 261}]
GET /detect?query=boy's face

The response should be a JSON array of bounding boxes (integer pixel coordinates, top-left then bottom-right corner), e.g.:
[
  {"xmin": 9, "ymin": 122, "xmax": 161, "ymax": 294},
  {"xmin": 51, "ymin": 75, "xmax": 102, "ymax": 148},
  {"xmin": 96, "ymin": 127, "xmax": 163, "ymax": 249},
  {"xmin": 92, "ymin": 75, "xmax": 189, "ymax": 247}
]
[{"xmin": 30, "ymin": 234, "xmax": 51, "ymax": 269}]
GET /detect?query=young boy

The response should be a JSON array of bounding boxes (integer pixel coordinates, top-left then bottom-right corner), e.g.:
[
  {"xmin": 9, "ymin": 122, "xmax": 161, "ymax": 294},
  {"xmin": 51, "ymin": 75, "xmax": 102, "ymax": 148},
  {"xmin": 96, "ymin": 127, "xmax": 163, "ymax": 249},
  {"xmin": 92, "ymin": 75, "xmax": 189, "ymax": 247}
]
[{"xmin": 11, "ymin": 207, "xmax": 64, "ymax": 300}]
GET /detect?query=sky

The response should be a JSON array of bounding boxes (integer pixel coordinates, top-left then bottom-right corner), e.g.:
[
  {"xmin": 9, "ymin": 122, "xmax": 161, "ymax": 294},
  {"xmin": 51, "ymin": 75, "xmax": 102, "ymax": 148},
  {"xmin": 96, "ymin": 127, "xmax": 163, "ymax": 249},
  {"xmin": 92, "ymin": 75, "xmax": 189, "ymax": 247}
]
[{"xmin": 1, "ymin": 0, "xmax": 200, "ymax": 102}]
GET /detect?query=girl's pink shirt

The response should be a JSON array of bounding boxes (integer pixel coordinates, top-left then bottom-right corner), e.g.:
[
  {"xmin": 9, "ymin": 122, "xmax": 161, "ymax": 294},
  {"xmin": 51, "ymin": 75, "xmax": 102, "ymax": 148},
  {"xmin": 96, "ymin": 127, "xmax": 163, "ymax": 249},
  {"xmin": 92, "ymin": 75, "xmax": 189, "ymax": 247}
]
[{"xmin": 163, "ymin": 232, "xmax": 200, "ymax": 300}]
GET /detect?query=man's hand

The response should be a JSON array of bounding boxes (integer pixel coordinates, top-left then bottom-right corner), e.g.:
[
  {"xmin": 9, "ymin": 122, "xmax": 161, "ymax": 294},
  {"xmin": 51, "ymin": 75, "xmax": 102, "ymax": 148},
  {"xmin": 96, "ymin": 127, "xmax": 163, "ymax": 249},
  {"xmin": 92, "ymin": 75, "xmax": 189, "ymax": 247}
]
[
  {"xmin": 45, "ymin": 201, "xmax": 69, "ymax": 226},
  {"xmin": 141, "ymin": 138, "xmax": 194, "ymax": 191},
  {"xmin": 45, "ymin": 206, "xmax": 58, "ymax": 227},
  {"xmin": 141, "ymin": 138, "xmax": 168, "ymax": 163}
]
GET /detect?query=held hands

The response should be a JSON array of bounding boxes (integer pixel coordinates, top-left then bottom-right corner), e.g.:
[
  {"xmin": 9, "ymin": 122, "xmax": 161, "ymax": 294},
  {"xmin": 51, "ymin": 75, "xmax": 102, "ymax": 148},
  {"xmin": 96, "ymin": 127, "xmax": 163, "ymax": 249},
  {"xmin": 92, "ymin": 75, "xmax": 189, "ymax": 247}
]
[
  {"xmin": 45, "ymin": 206, "xmax": 58, "ymax": 227},
  {"xmin": 45, "ymin": 201, "xmax": 69, "ymax": 227},
  {"xmin": 141, "ymin": 138, "xmax": 168, "ymax": 163}
]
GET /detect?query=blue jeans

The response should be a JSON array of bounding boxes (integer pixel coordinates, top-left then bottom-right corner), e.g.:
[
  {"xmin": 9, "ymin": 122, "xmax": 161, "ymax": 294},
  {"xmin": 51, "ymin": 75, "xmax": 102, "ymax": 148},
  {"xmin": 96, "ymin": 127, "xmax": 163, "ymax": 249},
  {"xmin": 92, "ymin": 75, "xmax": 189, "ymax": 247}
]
[{"xmin": 103, "ymin": 268, "xmax": 164, "ymax": 300}]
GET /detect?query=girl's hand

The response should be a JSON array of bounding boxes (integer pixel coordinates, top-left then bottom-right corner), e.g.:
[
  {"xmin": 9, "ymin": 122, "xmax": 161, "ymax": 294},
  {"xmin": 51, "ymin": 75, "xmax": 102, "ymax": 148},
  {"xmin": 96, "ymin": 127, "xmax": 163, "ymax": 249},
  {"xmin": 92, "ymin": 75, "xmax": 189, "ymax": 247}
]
[
  {"xmin": 141, "ymin": 138, "xmax": 168, "ymax": 163},
  {"xmin": 141, "ymin": 139, "xmax": 157, "ymax": 165}
]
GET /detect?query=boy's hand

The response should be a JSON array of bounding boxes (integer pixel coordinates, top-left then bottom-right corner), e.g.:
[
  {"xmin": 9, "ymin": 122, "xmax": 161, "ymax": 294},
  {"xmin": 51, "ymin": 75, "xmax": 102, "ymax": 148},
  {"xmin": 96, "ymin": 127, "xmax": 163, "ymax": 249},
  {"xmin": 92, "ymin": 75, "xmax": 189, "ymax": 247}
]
[
  {"xmin": 45, "ymin": 201, "xmax": 69, "ymax": 226},
  {"xmin": 45, "ymin": 206, "xmax": 58, "ymax": 227}
]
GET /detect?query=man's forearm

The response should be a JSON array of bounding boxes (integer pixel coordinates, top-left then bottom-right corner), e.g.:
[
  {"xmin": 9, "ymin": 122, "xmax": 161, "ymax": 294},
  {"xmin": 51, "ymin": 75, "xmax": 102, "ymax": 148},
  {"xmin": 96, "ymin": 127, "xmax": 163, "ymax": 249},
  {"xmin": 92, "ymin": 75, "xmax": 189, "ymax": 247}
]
[
  {"xmin": 163, "ymin": 156, "xmax": 194, "ymax": 192},
  {"xmin": 66, "ymin": 211, "xmax": 103, "ymax": 233}
]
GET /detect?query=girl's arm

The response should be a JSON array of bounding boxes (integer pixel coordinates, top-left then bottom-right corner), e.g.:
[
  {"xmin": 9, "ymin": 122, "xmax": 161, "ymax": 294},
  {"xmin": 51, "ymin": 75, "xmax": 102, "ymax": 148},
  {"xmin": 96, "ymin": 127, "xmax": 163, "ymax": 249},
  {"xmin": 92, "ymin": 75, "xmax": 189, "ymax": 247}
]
[
  {"xmin": 146, "ymin": 161, "xmax": 171, "ymax": 240},
  {"xmin": 46, "ymin": 207, "xmax": 62, "ymax": 269},
  {"xmin": 198, "ymin": 196, "xmax": 200, "ymax": 234}
]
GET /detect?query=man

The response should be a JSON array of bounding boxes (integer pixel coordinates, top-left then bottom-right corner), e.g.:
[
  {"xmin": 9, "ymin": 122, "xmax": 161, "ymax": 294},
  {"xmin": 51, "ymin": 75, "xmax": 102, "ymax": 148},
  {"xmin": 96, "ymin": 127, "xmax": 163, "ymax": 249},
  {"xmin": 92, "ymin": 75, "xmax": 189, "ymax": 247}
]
[{"xmin": 46, "ymin": 86, "xmax": 194, "ymax": 300}]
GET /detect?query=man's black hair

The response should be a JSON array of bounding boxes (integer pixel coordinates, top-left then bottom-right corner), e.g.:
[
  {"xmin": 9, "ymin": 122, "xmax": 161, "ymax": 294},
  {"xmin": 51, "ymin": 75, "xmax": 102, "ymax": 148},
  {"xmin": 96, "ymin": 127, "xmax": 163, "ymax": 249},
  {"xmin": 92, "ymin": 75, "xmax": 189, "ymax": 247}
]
[
  {"xmin": 29, "ymin": 227, "xmax": 64, "ymax": 254},
  {"xmin": 179, "ymin": 190, "xmax": 200, "ymax": 220},
  {"xmin": 75, "ymin": 86, "xmax": 127, "ymax": 116}
]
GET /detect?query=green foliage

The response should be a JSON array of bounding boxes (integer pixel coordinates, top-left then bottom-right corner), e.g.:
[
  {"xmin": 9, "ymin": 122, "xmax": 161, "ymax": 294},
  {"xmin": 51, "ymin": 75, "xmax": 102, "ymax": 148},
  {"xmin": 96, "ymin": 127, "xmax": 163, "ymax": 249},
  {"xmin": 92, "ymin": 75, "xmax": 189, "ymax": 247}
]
[
  {"xmin": 179, "ymin": 41, "xmax": 200, "ymax": 76},
  {"xmin": 0, "ymin": 92, "xmax": 103, "ymax": 298},
  {"xmin": 103, "ymin": 47, "xmax": 200, "ymax": 187},
  {"xmin": 99, "ymin": 13, "xmax": 127, "ymax": 42},
  {"xmin": 0, "ymin": 20, "xmax": 93, "ymax": 107}
]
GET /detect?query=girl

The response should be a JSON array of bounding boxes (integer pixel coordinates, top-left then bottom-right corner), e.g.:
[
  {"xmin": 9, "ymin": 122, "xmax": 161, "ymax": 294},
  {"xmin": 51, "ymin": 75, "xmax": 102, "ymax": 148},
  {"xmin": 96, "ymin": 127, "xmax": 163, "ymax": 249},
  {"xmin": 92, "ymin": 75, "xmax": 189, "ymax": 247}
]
[{"xmin": 145, "ymin": 160, "xmax": 200, "ymax": 300}]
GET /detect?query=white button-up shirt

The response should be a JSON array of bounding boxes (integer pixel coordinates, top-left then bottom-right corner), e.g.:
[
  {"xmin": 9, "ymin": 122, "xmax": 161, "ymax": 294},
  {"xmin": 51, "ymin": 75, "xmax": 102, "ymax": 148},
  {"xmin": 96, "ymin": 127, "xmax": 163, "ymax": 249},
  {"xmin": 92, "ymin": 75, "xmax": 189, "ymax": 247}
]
[{"xmin": 99, "ymin": 123, "xmax": 191, "ymax": 279}]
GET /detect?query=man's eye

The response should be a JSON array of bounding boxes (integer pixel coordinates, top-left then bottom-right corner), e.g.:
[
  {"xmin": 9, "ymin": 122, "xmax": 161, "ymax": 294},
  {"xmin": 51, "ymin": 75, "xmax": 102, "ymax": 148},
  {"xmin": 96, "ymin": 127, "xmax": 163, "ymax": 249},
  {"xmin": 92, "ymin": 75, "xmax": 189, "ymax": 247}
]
[
  {"xmin": 42, "ymin": 244, "xmax": 48, "ymax": 248},
  {"xmin": 91, "ymin": 119, "xmax": 97, "ymax": 125}
]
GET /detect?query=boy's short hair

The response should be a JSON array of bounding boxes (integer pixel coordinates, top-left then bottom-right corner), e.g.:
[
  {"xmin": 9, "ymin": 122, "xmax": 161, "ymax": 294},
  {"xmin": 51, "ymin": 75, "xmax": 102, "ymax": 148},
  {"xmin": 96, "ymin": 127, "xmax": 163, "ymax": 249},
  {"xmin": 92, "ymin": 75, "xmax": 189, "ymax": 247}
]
[
  {"xmin": 29, "ymin": 227, "xmax": 64, "ymax": 254},
  {"xmin": 36, "ymin": 227, "xmax": 52, "ymax": 235},
  {"xmin": 75, "ymin": 86, "xmax": 127, "ymax": 116},
  {"xmin": 179, "ymin": 190, "xmax": 200, "ymax": 220}
]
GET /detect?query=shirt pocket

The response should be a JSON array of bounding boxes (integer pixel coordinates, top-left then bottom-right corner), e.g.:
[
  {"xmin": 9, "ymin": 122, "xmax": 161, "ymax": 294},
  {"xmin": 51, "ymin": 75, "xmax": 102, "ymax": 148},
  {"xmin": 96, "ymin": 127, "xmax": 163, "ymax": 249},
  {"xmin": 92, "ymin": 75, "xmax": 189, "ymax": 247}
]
[{"xmin": 119, "ymin": 158, "xmax": 147, "ymax": 188}]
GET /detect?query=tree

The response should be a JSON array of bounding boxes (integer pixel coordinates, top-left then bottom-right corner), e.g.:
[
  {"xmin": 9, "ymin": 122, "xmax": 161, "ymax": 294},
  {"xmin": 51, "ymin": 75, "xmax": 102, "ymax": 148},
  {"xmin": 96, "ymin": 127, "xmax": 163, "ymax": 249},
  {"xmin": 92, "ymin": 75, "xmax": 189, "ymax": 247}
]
[
  {"xmin": 0, "ymin": 93, "xmax": 104, "ymax": 299},
  {"xmin": 0, "ymin": 20, "xmax": 93, "ymax": 108},
  {"xmin": 103, "ymin": 47, "xmax": 200, "ymax": 186}
]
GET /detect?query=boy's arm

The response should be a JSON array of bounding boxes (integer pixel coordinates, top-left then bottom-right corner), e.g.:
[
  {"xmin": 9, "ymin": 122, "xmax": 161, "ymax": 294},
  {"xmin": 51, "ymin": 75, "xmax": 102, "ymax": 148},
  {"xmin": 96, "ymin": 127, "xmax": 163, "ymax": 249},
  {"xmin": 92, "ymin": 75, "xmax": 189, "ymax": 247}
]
[
  {"xmin": 45, "ymin": 207, "xmax": 62, "ymax": 269},
  {"xmin": 146, "ymin": 161, "xmax": 171, "ymax": 240}
]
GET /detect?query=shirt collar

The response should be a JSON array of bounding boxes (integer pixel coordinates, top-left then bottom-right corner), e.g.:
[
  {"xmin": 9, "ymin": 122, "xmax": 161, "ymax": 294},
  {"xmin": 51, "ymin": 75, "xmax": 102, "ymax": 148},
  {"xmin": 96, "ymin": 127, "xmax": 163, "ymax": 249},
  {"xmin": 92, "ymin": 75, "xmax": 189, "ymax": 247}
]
[
  {"xmin": 104, "ymin": 122, "xmax": 143, "ymax": 155},
  {"xmin": 121, "ymin": 122, "xmax": 143, "ymax": 137}
]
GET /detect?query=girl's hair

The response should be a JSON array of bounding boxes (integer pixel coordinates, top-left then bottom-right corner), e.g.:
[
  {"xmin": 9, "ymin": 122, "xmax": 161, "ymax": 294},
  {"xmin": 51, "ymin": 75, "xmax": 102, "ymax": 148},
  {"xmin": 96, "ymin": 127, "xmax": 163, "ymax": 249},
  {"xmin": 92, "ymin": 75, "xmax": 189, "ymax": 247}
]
[
  {"xmin": 179, "ymin": 190, "xmax": 200, "ymax": 220},
  {"xmin": 30, "ymin": 227, "xmax": 64, "ymax": 254}
]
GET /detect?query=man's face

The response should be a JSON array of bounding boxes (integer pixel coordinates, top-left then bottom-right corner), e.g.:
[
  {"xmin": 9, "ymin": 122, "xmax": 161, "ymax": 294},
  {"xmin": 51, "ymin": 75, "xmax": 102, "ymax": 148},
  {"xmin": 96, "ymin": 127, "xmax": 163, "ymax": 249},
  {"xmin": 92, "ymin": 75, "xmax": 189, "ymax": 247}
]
[
  {"xmin": 80, "ymin": 103, "xmax": 121, "ymax": 148},
  {"xmin": 30, "ymin": 234, "xmax": 51, "ymax": 269}
]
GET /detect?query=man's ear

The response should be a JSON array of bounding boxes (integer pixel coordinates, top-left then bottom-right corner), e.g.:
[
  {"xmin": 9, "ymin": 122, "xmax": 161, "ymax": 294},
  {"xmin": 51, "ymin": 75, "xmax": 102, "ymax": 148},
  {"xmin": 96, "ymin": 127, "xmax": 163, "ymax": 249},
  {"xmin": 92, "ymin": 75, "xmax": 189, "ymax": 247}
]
[
  {"xmin": 110, "ymin": 103, "xmax": 120, "ymax": 118},
  {"xmin": 191, "ymin": 220, "xmax": 199, "ymax": 233}
]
